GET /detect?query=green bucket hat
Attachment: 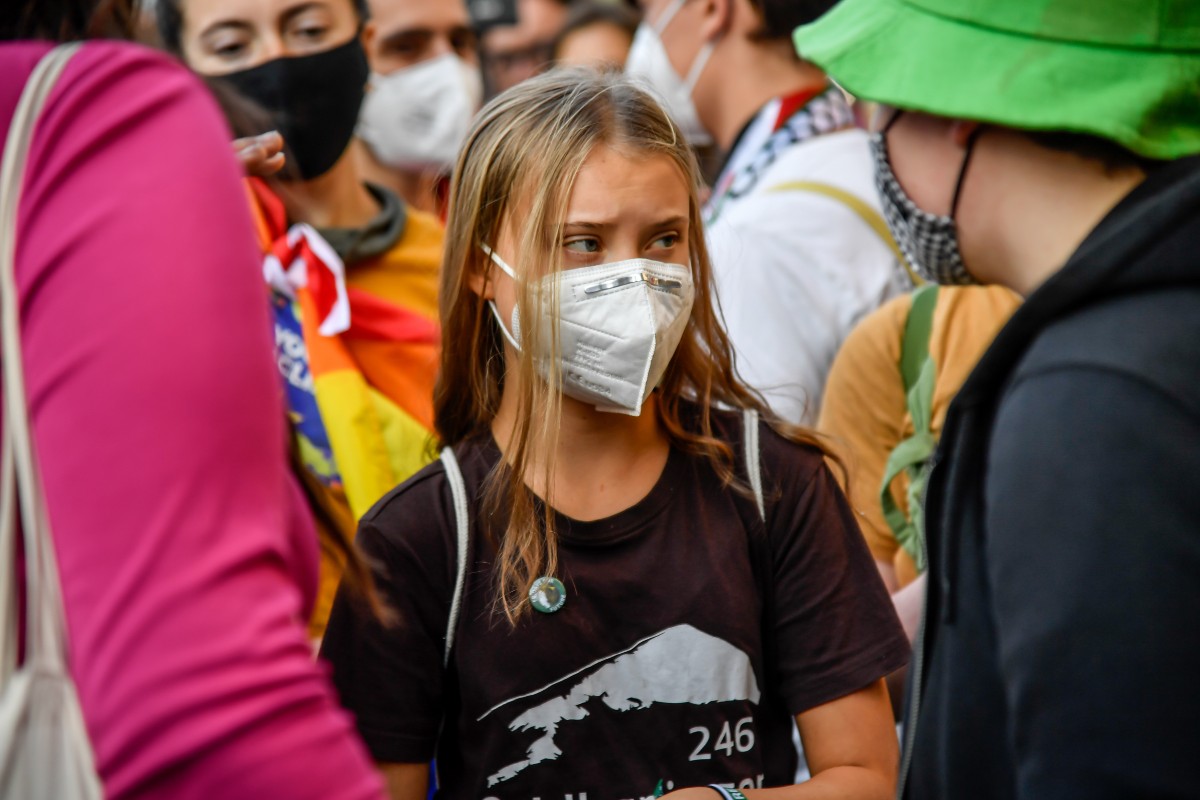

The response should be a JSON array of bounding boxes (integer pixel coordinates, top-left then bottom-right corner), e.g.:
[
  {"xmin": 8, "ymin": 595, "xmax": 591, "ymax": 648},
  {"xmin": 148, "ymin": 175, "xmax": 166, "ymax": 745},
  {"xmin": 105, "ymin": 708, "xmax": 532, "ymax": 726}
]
[{"xmin": 793, "ymin": 0, "xmax": 1200, "ymax": 159}]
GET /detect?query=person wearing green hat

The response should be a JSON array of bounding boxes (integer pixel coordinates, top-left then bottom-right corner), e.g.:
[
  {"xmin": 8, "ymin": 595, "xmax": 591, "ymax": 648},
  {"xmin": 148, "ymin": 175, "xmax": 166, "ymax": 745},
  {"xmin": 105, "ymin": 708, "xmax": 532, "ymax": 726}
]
[{"xmin": 794, "ymin": 0, "xmax": 1200, "ymax": 798}]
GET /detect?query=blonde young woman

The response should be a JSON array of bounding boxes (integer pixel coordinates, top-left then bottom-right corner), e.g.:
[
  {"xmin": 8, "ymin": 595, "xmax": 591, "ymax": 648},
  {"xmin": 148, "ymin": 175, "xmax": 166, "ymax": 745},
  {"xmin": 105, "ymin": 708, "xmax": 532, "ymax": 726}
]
[{"xmin": 321, "ymin": 70, "xmax": 907, "ymax": 800}]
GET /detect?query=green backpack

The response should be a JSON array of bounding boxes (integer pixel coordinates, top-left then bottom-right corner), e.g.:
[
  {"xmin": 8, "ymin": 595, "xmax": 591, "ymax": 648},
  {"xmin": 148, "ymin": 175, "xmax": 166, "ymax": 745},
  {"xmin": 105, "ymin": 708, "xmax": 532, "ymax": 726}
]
[{"xmin": 879, "ymin": 285, "xmax": 939, "ymax": 573}]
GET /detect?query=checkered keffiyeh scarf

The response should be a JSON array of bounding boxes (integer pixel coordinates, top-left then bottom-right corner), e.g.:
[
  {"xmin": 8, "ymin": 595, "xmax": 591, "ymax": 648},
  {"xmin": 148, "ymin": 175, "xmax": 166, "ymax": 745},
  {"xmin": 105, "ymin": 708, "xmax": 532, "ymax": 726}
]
[{"xmin": 869, "ymin": 132, "xmax": 977, "ymax": 286}]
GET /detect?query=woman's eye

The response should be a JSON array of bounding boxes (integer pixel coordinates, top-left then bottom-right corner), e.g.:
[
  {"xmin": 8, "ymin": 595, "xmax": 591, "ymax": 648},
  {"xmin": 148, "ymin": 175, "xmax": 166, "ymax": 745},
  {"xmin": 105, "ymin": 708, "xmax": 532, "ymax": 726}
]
[
  {"xmin": 565, "ymin": 238, "xmax": 600, "ymax": 254},
  {"xmin": 209, "ymin": 35, "xmax": 248, "ymax": 58},
  {"xmin": 652, "ymin": 233, "xmax": 680, "ymax": 249},
  {"xmin": 295, "ymin": 25, "xmax": 328, "ymax": 40}
]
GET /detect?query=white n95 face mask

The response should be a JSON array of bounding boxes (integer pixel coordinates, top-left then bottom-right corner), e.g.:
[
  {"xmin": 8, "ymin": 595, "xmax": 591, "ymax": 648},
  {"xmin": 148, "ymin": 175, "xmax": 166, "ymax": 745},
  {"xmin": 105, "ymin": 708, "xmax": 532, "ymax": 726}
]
[
  {"xmin": 625, "ymin": 0, "xmax": 714, "ymax": 147},
  {"xmin": 483, "ymin": 245, "xmax": 696, "ymax": 416},
  {"xmin": 358, "ymin": 53, "xmax": 483, "ymax": 171}
]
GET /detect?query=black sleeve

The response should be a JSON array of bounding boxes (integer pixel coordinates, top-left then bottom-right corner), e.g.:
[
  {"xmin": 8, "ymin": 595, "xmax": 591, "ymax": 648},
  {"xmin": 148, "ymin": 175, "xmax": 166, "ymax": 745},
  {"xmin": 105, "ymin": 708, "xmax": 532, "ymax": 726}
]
[
  {"xmin": 319, "ymin": 471, "xmax": 456, "ymax": 764},
  {"xmin": 986, "ymin": 368, "xmax": 1200, "ymax": 798},
  {"xmin": 762, "ymin": 429, "xmax": 910, "ymax": 715}
]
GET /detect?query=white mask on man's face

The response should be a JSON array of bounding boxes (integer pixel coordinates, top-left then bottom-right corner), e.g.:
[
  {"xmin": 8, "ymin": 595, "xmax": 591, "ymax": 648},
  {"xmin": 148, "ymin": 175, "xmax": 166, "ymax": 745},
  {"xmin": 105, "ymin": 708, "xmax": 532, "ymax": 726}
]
[
  {"xmin": 624, "ymin": 0, "xmax": 714, "ymax": 147},
  {"xmin": 358, "ymin": 53, "xmax": 483, "ymax": 171}
]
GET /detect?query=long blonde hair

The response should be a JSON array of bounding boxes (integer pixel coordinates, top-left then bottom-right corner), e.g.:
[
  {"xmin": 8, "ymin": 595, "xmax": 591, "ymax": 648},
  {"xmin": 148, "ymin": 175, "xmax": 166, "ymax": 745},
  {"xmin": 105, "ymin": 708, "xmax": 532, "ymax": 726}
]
[{"xmin": 435, "ymin": 69, "xmax": 828, "ymax": 622}]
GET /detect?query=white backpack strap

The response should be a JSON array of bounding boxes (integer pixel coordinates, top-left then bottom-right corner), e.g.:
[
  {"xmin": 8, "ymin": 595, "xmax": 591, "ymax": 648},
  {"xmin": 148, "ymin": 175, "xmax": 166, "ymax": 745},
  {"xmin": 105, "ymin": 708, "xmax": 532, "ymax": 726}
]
[
  {"xmin": 742, "ymin": 409, "xmax": 765, "ymax": 522},
  {"xmin": 439, "ymin": 446, "xmax": 470, "ymax": 666}
]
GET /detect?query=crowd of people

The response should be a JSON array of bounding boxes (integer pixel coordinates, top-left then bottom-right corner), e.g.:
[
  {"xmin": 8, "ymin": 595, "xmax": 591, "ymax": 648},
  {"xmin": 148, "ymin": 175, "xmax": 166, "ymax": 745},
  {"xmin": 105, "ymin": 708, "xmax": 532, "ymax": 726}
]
[{"xmin": 1, "ymin": 0, "xmax": 1197, "ymax": 799}]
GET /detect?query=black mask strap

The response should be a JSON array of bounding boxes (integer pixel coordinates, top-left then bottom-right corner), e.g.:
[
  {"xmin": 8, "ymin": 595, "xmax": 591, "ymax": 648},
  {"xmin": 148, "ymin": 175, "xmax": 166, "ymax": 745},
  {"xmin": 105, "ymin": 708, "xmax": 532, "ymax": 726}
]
[{"xmin": 950, "ymin": 127, "xmax": 983, "ymax": 218}]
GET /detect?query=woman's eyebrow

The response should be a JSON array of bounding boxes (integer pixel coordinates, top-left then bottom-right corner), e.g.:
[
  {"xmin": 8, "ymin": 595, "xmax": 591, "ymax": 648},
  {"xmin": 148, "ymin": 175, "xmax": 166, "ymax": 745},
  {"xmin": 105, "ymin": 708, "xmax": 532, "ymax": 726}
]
[
  {"xmin": 646, "ymin": 215, "xmax": 688, "ymax": 229},
  {"xmin": 562, "ymin": 216, "xmax": 688, "ymax": 231},
  {"xmin": 199, "ymin": 18, "xmax": 252, "ymax": 41},
  {"xmin": 200, "ymin": 1, "xmax": 328, "ymax": 40},
  {"xmin": 279, "ymin": 1, "xmax": 329, "ymax": 26}
]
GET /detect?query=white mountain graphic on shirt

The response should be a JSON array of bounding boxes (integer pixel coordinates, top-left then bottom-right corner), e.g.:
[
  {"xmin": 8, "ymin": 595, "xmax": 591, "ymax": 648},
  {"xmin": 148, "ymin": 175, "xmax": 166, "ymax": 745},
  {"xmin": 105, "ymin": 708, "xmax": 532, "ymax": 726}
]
[{"xmin": 482, "ymin": 624, "xmax": 761, "ymax": 786}]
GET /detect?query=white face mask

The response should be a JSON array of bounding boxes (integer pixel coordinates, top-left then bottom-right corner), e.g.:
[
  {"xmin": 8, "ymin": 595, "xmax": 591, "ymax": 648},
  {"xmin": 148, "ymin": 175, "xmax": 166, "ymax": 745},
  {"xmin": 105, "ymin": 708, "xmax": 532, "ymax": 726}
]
[
  {"xmin": 624, "ymin": 0, "xmax": 714, "ymax": 147},
  {"xmin": 484, "ymin": 245, "xmax": 696, "ymax": 416},
  {"xmin": 357, "ymin": 53, "xmax": 483, "ymax": 171}
]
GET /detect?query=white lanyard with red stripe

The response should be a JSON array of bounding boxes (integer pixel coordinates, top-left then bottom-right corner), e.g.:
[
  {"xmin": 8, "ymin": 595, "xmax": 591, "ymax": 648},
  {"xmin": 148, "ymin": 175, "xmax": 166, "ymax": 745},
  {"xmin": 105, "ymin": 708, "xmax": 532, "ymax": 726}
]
[{"xmin": 703, "ymin": 86, "xmax": 855, "ymax": 225}]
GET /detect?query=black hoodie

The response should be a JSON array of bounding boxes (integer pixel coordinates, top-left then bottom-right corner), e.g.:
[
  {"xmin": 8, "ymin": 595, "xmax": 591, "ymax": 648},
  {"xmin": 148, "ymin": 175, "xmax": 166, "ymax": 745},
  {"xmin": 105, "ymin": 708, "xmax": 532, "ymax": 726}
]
[{"xmin": 901, "ymin": 156, "xmax": 1200, "ymax": 799}]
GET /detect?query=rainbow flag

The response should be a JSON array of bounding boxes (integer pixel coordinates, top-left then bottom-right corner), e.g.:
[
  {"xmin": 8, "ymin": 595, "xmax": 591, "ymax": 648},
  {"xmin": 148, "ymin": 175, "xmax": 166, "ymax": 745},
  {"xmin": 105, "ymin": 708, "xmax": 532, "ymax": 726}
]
[{"xmin": 246, "ymin": 178, "xmax": 441, "ymax": 632}]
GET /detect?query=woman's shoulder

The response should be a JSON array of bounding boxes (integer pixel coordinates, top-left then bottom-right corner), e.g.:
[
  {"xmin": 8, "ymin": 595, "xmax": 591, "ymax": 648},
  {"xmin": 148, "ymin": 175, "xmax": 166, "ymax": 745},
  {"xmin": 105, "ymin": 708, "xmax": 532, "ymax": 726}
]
[
  {"xmin": 360, "ymin": 435, "xmax": 498, "ymax": 534},
  {"xmin": 64, "ymin": 40, "xmax": 217, "ymax": 113},
  {"xmin": 360, "ymin": 457, "xmax": 450, "ymax": 530},
  {"xmin": 3, "ymin": 40, "xmax": 195, "ymax": 129},
  {"xmin": 3, "ymin": 39, "xmax": 203, "ymax": 99},
  {"xmin": 8, "ymin": 39, "xmax": 234, "ymax": 191},
  {"xmin": 354, "ymin": 437, "xmax": 498, "ymax": 598},
  {"xmin": 688, "ymin": 403, "xmax": 827, "ymax": 481},
  {"xmin": 757, "ymin": 416, "xmax": 828, "ymax": 484}
]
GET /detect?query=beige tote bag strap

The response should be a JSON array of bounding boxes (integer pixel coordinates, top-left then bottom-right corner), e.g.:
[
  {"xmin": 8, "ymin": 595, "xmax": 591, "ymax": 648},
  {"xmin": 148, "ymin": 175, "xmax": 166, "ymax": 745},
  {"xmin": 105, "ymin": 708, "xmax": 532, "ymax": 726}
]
[
  {"xmin": 0, "ymin": 396, "xmax": 15, "ymax": 683},
  {"xmin": 0, "ymin": 42, "xmax": 84, "ymax": 685}
]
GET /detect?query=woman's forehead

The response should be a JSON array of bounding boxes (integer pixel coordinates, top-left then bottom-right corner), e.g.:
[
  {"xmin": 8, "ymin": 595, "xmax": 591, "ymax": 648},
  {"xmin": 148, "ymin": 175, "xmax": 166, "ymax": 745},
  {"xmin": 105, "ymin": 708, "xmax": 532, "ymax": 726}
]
[
  {"xmin": 182, "ymin": 0, "xmax": 355, "ymax": 33},
  {"xmin": 564, "ymin": 146, "xmax": 689, "ymax": 222}
]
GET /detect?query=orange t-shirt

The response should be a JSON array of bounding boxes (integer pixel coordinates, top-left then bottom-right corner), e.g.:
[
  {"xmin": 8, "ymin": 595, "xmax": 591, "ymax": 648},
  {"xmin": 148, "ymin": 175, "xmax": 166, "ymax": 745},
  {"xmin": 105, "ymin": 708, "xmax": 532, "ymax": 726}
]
[{"xmin": 818, "ymin": 285, "xmax": 1021, "ymax": 587}]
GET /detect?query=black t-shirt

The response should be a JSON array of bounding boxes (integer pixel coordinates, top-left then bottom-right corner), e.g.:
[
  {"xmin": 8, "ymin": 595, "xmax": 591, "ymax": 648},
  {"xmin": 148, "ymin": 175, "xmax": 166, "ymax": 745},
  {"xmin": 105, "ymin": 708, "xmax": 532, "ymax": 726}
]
[{"xmin": 321, "ymin": 409, "xmax": 907, "ymax": 800}]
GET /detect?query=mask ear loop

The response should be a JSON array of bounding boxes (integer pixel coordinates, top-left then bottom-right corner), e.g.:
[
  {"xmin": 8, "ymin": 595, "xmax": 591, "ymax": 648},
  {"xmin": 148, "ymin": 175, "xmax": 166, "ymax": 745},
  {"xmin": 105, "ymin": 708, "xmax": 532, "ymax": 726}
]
[
  {"xmin": 481, "ymin": 243, "xmax": 517, "ymax": 279},
  {"xmin": 683, "ymin": 40, "xmax": 715, "ymax": 93},
  {"xmin": 950, "ymin": 127, "xmax": 983, "ymax": 219},
  {"xmin": 481, "ymin": 244, "xmax": 522, "ymax": 350},
  {"xmin": 487, "ymin": 300, "xmax": 521, "ymax": 351},
  {"xmin": 875, "ymin": 109, "xmax": 903, "ymax": 164},
  {"xmin": 652, "ymin": 0, "xmax": 689, "ymax": 33}
]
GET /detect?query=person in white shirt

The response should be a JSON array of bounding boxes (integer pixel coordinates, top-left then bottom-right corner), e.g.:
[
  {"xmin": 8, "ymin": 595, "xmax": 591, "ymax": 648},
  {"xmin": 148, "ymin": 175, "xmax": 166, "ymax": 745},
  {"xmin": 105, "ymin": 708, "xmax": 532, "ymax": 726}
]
[{"xmin": 627, "ymin": 0, "xmax": 909, "ymax": 423}]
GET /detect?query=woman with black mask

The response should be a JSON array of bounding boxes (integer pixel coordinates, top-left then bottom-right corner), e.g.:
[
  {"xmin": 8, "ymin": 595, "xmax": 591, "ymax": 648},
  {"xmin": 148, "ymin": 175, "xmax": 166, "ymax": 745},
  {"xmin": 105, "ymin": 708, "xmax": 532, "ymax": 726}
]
[
  {"xmin": 0, "ymin": 1, "xmax": 386, "ymax": 797},
  {"xmin": 158, "ymin": 0, "xmax": 446, "ymax": 642}
]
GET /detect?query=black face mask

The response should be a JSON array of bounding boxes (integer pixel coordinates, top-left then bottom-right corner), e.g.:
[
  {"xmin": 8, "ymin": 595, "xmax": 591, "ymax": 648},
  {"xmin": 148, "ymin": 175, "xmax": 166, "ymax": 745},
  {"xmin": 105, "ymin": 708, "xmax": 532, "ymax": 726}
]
[{"xmin": 221, "ymin": 36, "xmax": 369, "ymax": 181}]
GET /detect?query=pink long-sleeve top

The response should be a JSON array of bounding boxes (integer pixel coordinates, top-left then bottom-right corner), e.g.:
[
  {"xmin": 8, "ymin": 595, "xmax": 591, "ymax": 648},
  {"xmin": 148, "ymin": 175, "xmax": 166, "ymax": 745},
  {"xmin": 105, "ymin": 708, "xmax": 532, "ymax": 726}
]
[{"xmin": 1, "ymin": 40, "xmax": 385, "ymax": 799}]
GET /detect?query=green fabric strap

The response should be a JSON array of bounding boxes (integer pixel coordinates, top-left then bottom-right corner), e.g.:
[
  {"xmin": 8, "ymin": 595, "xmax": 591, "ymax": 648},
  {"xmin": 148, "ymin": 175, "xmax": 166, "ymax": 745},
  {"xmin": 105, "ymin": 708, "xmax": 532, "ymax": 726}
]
[{"xmin": 880, "ymin": 285, "xmax": 939, "ymax": 572}]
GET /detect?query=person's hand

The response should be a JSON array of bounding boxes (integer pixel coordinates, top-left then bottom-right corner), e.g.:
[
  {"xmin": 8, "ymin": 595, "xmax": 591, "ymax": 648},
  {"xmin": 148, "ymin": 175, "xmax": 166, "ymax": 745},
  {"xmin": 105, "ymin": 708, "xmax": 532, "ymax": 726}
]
[{"xmin": 233, "ymin": 131, "xmax": 285, "ymax": 177}]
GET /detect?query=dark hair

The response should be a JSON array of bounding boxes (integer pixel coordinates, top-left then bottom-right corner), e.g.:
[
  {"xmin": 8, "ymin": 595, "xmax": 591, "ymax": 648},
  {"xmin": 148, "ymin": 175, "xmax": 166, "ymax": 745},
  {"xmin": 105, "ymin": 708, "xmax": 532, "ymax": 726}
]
[
  {"xmin": 156, "ymin": 0, "xmax": 369, "ymax": 53},
  {"xmin": 2, "ymin": 0, "xmax": 135, "ymax": 41},
  {"xmin": 551, "ymin": 0, "xmax": 639, "ymax": 60},
  {"xmin": 747, "ymin": 0, "xmax": 836, "ymax": 41}
]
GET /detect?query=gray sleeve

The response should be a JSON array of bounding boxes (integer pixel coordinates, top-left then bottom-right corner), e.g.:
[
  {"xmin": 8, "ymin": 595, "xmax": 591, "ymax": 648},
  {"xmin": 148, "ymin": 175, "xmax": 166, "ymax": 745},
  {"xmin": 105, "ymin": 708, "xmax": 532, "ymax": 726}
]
[{"xmin": 986, "ymin": 367, "xmax": 1200, "ymax": 798}]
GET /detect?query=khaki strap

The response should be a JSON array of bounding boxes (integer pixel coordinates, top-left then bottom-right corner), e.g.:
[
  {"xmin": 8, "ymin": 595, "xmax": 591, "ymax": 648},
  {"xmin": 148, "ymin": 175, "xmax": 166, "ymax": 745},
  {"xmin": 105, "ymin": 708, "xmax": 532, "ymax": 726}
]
[{"xmin": 768, "ymin": 180, "xmax": 923, "ymax": 287}]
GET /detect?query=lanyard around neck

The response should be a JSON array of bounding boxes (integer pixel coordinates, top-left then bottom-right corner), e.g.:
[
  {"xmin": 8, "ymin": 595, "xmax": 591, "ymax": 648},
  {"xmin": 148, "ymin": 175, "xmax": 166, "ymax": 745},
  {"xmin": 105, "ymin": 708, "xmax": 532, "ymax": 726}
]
[{"xmin": 704, "ymin": 86, "xmax": 854, "ymax": 224}]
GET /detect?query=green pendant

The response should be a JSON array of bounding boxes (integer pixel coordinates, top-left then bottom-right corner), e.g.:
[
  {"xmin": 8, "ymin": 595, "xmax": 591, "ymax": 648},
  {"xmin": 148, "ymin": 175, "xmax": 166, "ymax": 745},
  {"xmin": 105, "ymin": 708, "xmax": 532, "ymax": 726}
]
[{"xmin": 529, "ymin": 576, "xmax": 566, "ymax": 613}]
